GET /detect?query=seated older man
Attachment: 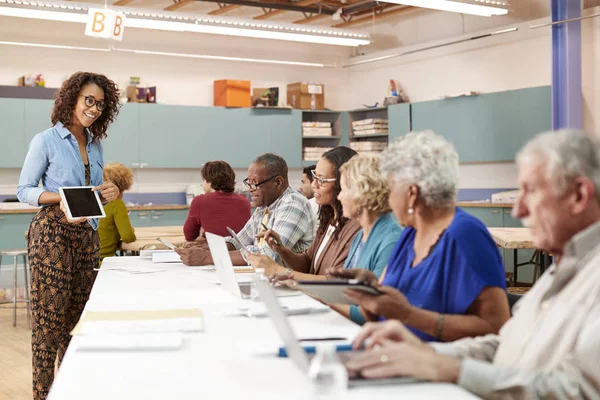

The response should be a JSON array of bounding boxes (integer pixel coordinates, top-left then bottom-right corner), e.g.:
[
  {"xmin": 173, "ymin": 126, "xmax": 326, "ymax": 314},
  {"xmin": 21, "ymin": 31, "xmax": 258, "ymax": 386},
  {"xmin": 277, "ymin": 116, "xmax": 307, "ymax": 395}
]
[
  {"xmin": 346, "ymin": 130, "xmax": 600, "ymax": 399},
  {"xmin": 176, "ymin": 153, "xmax": 314, "ymax": 266}
]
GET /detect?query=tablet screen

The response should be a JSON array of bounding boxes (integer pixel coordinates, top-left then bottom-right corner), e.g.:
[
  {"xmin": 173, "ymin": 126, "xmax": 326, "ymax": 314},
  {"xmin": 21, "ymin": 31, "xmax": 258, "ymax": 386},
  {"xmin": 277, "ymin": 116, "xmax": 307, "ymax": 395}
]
[{"xmin": 61, "ymin": 187, "xmax": 104, "ymax": 218}]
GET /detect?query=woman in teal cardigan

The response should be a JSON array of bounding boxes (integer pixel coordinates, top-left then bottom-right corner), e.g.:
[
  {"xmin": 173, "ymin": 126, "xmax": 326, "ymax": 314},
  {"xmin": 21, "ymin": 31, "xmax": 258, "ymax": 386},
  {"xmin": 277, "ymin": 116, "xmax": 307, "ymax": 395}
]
[{"xmin": 332, "ymin": 155, "xmax": 403, "ymax": 325}]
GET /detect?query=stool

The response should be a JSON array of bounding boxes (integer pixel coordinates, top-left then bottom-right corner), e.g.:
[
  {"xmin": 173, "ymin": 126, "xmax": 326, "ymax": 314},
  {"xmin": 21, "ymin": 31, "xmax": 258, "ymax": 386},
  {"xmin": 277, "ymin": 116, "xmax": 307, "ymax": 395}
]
[{"xmin": 0, "ymin": 249, "xmax": 30, "ymax": 327}]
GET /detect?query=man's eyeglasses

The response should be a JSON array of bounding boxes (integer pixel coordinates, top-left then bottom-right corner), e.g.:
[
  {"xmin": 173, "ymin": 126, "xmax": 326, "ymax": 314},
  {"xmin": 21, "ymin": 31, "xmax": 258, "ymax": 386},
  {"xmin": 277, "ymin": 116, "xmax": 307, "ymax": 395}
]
[
  {"xmin": 79, "ymin": 95, "xmax": 106, "ymax": 112},
  {"xmin": 311, "ymin": 170, "xmax": 336, "ymax": 186},
  {"xmin": 243, "ymin": 176, "xmax": 277, "ymax": 190}
]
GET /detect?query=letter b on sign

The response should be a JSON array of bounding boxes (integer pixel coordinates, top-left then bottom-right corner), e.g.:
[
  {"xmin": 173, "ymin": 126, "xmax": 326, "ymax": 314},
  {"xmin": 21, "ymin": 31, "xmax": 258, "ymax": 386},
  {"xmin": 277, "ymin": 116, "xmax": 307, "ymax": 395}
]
[{"xmin": 85, "ymin": 9, "xmax": 125, "ymax": 41}]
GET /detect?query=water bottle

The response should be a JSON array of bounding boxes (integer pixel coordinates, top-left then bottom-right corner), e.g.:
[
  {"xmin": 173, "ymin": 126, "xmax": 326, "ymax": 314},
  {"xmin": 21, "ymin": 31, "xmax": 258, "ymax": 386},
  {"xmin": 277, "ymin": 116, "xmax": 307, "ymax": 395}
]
[
  {"xmin": 308, "ymin": 344, "xmax": 348, "ymax": 400},
  {"xmin": 253, "ymin": 268, "xmax": 269, "ymax": 283}
]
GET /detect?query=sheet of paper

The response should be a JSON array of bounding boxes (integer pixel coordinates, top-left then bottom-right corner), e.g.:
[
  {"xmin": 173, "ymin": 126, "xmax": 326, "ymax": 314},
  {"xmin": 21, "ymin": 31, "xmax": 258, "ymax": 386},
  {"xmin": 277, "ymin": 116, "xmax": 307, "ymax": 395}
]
[
  {"xmin": 72, "ymin": 309, "xmax": 203, "ymax": 335},
  {"xmin": 98, "ymin": 266, "xmax": 167, "ymax": 274},
  {"xmin": 80, "ymin": 318, "xmax": 203, "ymax": 335},
  {"xmin": 75, "ymin": 333, "xmax": 184, "ymax": 351},
  {"xmin": 152, "ymin": 251, "xmax": 181, "ymax": 263}
]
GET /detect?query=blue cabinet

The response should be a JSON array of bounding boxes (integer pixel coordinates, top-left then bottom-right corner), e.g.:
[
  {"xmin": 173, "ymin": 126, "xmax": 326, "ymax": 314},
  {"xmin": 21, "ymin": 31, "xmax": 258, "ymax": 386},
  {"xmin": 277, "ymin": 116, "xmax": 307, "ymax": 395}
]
[
  {"xmin": 411, "ymin": 86, "xmax": 551, "ymax": 163},
  {"xmin": 388, "ymin": 103, "xmax": 411, "ymax": 141},
  {"xmin": 0, "ymin": 99, "xmax": 25, "ymax": 168},
  {"xmin": 460, "ymin": 207, "xmax": 503, "ymax": 227},
  {"xmin": 24, "ymin": 99, "xmax": 54, "ymax": 147},
  {"xmin": 129, "ymin": 209, "xmax": 189, "ymax": 228},
  {"xmin": 0, "ymin": 213, "xmax": 33, "ymax": 267},
  {"xmin": 103, "ymin": 103, "xmax": 140, "ymax": 167},
  {"xmin": 137, "ymin": 106, "xmax": 302, "ymax": 169}
]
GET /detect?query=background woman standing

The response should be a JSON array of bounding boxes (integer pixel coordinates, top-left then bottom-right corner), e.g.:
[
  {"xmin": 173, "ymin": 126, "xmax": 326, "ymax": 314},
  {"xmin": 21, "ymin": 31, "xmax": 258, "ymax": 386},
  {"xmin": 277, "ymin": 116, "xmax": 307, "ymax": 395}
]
[{"xmin": 17, "ymin": 72, "xmax": 121, "ymax": 400}]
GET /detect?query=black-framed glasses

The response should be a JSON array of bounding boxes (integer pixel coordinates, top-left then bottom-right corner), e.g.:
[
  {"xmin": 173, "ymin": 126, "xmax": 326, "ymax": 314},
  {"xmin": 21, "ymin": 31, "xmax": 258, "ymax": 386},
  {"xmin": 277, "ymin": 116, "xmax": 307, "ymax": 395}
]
[
  {"xmin": 311, "ymin": 169, "xmax": 336, "ymax": 186},
  {"xmin": 243, "ymin": 176, "xmax": 277, "ymax": 190},
  {"xmin": 79, "ymin": 95, "xmax": 106, "ymax": 112}
]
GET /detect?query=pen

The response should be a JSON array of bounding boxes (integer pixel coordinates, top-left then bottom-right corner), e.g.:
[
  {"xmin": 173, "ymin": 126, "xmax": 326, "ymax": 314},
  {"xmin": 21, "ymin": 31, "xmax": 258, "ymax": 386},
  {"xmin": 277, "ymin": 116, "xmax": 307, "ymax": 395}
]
[
  {"xmin": 261, "ymin": 222, "xmax": 281, "ymax": 246},
  {"xmin": 278, "ymin": 344, "xmax": 354, "ymax": 357},
  {"xmin": 299, "ymin": 337, "xmax": 347, "ymax": 342}
]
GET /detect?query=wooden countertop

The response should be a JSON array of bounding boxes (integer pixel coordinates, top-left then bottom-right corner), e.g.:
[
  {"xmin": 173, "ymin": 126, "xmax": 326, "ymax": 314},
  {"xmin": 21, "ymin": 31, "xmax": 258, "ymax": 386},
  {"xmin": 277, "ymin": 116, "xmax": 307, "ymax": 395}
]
[{"xmin": 0, "ymin": 204, "xmax": 190, "ymax": 215}]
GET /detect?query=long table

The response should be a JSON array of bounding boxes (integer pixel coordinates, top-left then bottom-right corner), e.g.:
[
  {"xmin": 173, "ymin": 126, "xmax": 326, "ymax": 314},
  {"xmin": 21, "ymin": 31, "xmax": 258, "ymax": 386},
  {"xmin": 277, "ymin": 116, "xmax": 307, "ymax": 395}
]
[{"xmin": 48, "ymin": 257, "xmax": 479, "ymax": 399}]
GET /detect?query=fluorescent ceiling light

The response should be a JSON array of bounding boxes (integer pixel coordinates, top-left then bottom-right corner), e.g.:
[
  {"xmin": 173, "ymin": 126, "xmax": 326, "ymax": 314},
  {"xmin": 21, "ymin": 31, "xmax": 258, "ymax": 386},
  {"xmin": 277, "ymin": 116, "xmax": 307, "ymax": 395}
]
[
  {"xmin": 0, "ymin": 40, "xmax": 336, "ymax": 67},
  {"xmin": 383, "ymin": 0, "xmax": 508, "ymax": 17},
  {"xmin": 0, "ymin": 0, "xmax": 370, "ymax": 47},
  {"xmin": 0, "ymin": 4, "xmax": 86, "ymax": 22},
  {"xmin": 114, "ymin": 48, "xmax": 336, "ymax": 67},
  {"xmin": 343, "ymin": 26, "xmax": 517, "ymax": 67},
  {"xmin": 125, "ymin": 19, "xmax": 368, "ymax": 46}
]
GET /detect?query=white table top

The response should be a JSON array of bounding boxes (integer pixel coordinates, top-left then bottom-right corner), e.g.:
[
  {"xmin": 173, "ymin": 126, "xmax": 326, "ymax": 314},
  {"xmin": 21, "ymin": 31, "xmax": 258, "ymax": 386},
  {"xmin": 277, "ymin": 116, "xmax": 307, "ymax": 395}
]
[{"xmin": 48, "ymin": 257, "xmax": 479, "ymax": 400}]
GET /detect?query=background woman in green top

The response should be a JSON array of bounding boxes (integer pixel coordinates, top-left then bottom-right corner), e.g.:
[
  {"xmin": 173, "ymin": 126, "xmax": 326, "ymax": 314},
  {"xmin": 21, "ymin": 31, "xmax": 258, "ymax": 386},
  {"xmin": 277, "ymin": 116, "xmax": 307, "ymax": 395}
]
[{"xmin": 99, "ymin": 162, "xmax": 136, "ymax": 263}]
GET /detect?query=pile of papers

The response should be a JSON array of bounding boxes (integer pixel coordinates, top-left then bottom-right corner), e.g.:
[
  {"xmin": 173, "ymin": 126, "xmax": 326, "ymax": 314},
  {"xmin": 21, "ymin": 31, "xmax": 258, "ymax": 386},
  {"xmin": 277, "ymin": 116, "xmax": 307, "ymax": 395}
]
[
  {"xmin": 350, "ymin": 141, "xmax": 388, "ymax": 156},
  {"xmin": 72, "ymin": 308, "xmax": 204, "ymax": 352},
  {"xmin": 302, "ymin": 121, "xmax": 332, "ymax": 137},
  {"xmin": 303, "ymin": 146, "xmax": 334, "ymax": 161},
  {"xmin": 352, "ymin": 118, "xmax": 389, "ymax": 136}
]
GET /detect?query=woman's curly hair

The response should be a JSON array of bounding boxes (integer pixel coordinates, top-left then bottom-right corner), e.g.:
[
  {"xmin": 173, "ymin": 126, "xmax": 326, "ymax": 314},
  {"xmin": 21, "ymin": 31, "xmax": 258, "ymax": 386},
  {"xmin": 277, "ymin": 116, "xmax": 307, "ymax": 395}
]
[
  {"xmin": 103, "ymin": 162, "xmax": 134, "ymax": 193},
  {"xmin": 51, "ymin": 72, "xmax": 121, "ymax": 142},
  {"xmin": 340, "ymin": 155, "xmax": 391, "ymax": 214},
  {"xmin": 318, "ymin": 146, "xmax": 358, "ymax": 239}
]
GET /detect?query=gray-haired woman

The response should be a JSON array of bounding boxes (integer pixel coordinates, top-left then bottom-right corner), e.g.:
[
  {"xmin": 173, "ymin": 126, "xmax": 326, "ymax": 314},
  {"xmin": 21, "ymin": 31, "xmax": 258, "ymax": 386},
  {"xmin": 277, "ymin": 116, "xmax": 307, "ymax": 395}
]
[{"xmin": 331, "ymin": 130, "xmax": 510, "ymax": 342}]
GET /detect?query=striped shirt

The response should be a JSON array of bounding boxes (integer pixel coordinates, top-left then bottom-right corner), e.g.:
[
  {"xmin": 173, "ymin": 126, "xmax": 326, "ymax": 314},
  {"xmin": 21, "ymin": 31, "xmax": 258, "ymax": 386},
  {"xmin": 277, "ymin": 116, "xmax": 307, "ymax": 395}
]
[
  {"xmin": 433, "ymin": 220, "xmax": 600, "ymax": 399},
  {"xmin": 226, "ymin": 187, "xmax": 314, "ymax": 265}
]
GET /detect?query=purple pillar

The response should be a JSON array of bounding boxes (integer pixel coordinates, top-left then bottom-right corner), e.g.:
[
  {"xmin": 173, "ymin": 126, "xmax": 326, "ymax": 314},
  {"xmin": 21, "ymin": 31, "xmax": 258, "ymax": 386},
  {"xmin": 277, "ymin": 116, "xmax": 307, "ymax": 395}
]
[{"xmin": 552, "ymin": 0, "xmax": 582, "ymax": 130}]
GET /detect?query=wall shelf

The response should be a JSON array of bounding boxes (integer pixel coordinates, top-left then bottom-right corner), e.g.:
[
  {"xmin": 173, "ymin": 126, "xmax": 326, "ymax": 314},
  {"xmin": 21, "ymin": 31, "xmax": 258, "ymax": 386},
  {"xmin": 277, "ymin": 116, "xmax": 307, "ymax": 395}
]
[{"xmin": 350, "ymin": 133, "xmax": 389, "ymax": 139}]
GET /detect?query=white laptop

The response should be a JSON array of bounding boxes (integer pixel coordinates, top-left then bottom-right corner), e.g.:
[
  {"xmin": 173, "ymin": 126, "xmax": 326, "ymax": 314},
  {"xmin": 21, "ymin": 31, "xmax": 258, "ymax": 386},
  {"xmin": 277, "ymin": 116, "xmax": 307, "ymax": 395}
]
[
  {"xmin": 206, "ymin": 232, "xmax": 253, "ymax": 299},
  {"xmin": 205, "ymin": 232, "xmax": 302, "ymax": 300},
  {"xmin": 255, "ymin": 280, "xmax": 422, "ymax": 388}
]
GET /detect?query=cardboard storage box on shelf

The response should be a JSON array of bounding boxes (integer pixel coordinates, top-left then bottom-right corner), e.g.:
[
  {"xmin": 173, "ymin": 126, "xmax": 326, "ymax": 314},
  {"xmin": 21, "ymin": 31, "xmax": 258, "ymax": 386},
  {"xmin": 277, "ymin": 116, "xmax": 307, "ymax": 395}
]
[
  {"xmin": 287, "ymin": 82, "xmax": 325, "ymax": 110},
  {"xmin": 126, "ymin": 85, "xmax": 156, "ymax": 103},
  {"xmin": 491, "ymin": 190, "xmax": 519, "ymax": 204},
  {"xmin": 214, "ymin": 80, "xmax": 251, "ymax": 107}
]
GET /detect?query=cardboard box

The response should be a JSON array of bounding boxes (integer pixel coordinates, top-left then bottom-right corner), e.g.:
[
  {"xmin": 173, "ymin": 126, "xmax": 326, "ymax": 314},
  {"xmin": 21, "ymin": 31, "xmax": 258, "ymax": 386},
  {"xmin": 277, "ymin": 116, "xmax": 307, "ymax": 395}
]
[
  {"xmin": 287, "ymin": 82, "xmax": 325, "ymax": 110},
  {"xmin": 214, "ymin": 80, "xmax": 251, "ymax": 108},
  {"xmin": 126, "ymin": 85, "xmax": 156, "ymax": 103}
]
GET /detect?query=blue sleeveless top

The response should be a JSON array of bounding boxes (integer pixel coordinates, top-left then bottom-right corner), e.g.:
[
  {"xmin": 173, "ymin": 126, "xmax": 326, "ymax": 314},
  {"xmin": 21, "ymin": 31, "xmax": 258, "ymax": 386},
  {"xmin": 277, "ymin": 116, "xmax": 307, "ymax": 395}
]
[{"xmin": 381, "ymin": 208, "xmax": 506, "ymax": 341}]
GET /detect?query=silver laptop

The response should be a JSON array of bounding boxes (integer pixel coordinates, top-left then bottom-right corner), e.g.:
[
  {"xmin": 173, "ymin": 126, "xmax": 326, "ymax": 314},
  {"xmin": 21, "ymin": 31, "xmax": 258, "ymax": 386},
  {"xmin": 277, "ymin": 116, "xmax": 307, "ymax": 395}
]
[
  {"xmin": 255, "ymin": 280, "xmax": 421, "ymax": 388},
  {"xmin": 206, "ymin": 232, "xmax": 253, "ymax": 299}
]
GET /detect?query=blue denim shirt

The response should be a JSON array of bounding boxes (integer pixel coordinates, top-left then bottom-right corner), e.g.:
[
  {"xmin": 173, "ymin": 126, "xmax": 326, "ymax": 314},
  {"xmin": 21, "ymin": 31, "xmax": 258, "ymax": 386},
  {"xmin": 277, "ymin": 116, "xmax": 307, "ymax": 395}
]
[{"xmin": 17, "ymin": 122, "xmax": 104, "ymax": 230}]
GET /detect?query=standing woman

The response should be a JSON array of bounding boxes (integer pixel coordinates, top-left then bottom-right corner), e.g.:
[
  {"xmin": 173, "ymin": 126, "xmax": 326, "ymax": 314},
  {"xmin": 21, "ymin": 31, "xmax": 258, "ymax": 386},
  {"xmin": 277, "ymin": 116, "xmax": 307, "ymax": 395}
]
[{"xmin": 17, "ymin": 72, "xmax": 121, "ymax": 400}]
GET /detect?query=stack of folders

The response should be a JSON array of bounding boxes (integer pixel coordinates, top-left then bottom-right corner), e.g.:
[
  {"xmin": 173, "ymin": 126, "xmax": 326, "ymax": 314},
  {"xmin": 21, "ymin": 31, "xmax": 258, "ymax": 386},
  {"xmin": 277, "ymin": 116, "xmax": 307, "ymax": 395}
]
[
  {"xmin": 302, "ymin": 121, "xmax": 332, "ymax": 137},
  {"xmin": 71, "ymin": 309, "xmax": 204, "ymax": 352},
  {"xmin": 352, "ymin": 118, "xmax": 389, "ymax": 136},
  {"xmin": 303, "ymin": 146, "xmax": 334, "ymax": 161},
  {"xmin": 350, "ymin": 141, "xmax": 389, "ymax": 156}
]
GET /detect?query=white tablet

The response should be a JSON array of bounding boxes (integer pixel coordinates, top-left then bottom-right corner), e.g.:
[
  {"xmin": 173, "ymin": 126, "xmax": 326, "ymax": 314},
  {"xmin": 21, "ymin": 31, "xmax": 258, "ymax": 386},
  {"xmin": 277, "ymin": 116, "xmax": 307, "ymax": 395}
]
[{"xmin": 59, "ymin": 186, "xmax": 106, "ymax": 220}]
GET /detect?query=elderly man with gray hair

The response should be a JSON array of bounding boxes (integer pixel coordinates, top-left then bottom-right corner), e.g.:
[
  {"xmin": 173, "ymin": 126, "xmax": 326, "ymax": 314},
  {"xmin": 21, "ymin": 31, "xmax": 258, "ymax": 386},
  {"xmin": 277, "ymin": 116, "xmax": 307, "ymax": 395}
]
[{"xmin": 345, "ymin": 130, "xmax": 600, "ymax": 399}]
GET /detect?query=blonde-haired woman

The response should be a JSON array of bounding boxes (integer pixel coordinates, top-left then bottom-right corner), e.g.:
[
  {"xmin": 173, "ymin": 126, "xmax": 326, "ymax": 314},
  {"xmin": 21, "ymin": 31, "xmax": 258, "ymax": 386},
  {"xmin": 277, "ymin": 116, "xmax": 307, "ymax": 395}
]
[
  {"xmin": 98, "ymin": 162, "xmax": 136, "ymax": 263},
  {"xmin": 333, "ymin": 154, "xmax": 403, "ymax": 324}
]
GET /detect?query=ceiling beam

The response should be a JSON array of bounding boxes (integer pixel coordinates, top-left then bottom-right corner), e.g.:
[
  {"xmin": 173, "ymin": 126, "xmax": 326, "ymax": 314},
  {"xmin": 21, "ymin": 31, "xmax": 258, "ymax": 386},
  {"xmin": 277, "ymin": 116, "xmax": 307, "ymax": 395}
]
[
  {"xmin": 208, "ymin": 4, "xmax": 241, "ymax": 14},
  {"xmin": 113, "ymin": 0, "xmax": 135, "ymax": 6},
  {"xmin": 164, "ymin": 0, "xmax": 194, "ymax": 10},
  {"xmin": 333, "ymin": 5, "xmax": 415, "ymax": 28},
  {"xmin": 293, "ymin": 13, "xmax": 328, "ymax": 24},
  {"xmin": 254, "ymin": 0, "xmax": 318, "ymax": 19}
]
